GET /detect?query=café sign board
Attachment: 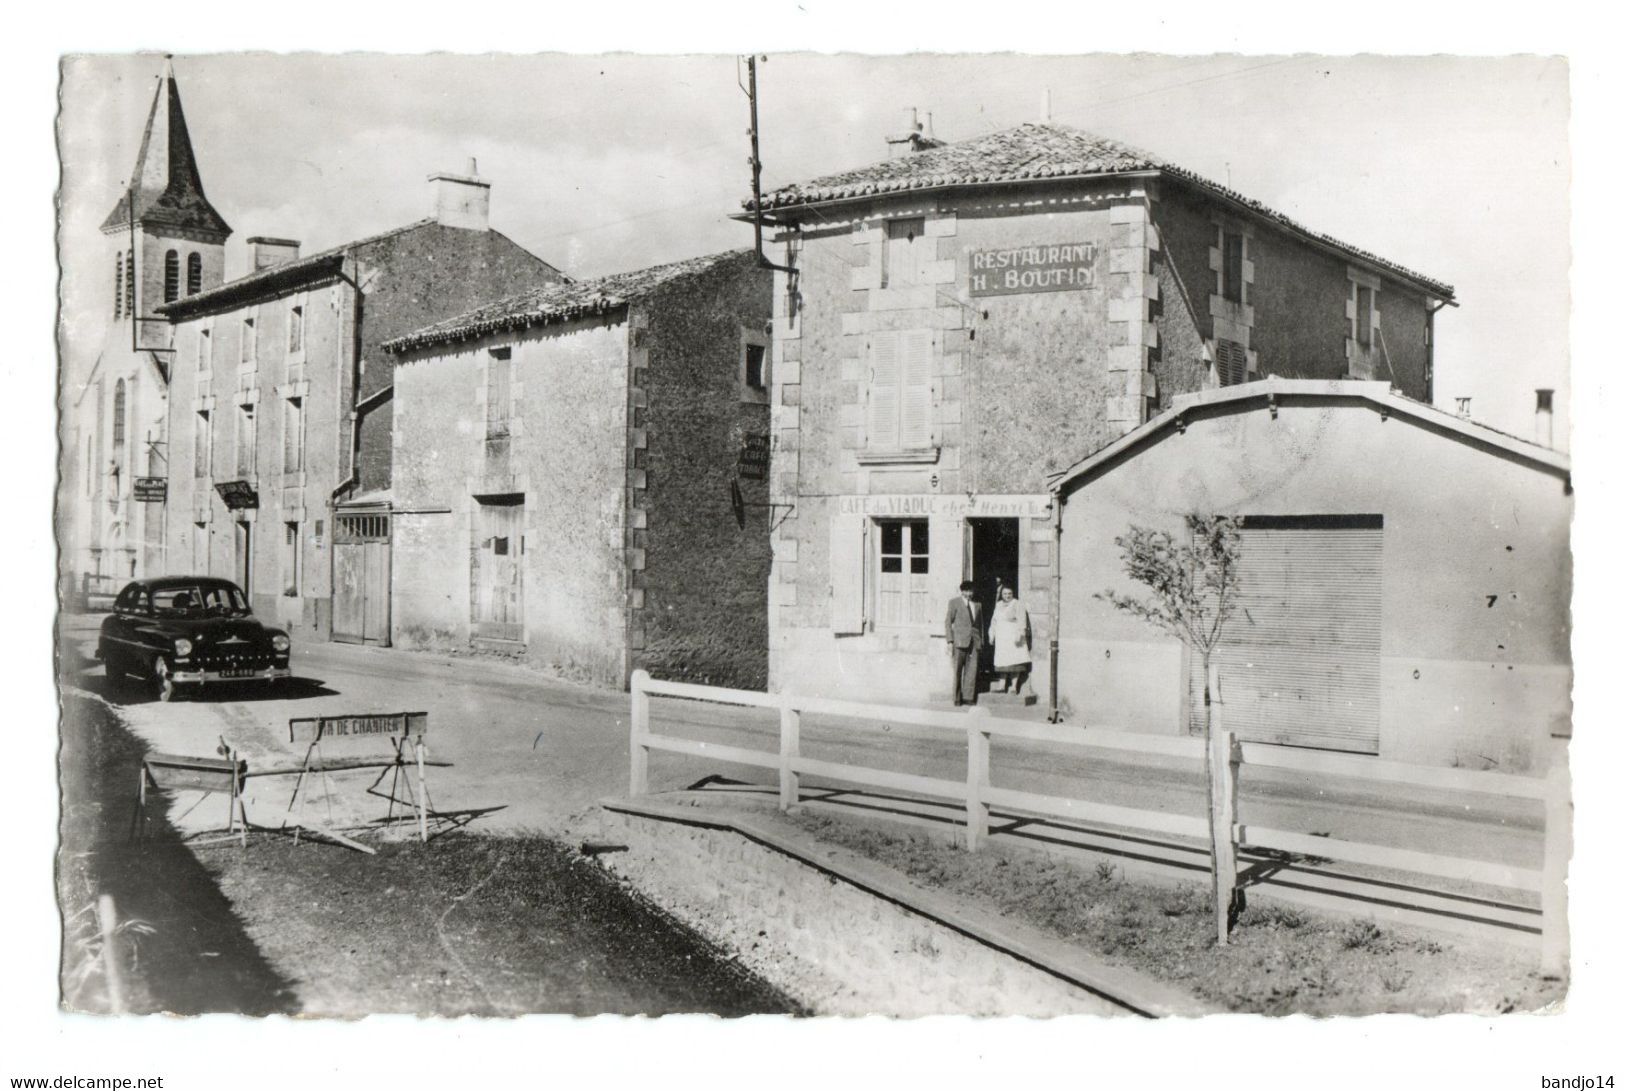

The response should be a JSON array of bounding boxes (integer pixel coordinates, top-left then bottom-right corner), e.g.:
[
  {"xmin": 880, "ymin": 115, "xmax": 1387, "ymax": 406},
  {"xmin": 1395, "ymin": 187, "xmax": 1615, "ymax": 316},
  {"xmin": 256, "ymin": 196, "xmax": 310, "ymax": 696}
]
[
  {"xmin": 133, "ymin": 476, "xmax": 168, "ymax": 503},
  {"xmin": 214, "ymin": 480, "xmax": 259, "ymax": 510},
  {"xmin": 836, "ymin": 494, "xmax": 1052, "ymax": 519},
  {"xmin": 737, "ymin": 432, "xmax": 771, "ymax": 480},
  {"xmin": 969, "ymin": 243, "xmax": 1098, "ymax": 297}
]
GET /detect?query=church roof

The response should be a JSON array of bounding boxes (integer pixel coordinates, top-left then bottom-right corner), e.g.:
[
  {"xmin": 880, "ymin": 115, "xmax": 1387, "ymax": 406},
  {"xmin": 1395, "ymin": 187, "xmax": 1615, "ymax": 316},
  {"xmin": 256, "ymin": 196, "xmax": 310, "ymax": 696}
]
[{"xmin": 101, "ymin": 58, "xmax": 231, "ymax": 240}]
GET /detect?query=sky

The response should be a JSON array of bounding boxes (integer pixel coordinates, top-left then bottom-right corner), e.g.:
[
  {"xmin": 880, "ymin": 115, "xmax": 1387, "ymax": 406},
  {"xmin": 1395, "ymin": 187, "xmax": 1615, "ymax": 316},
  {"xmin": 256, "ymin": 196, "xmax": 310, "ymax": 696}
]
[{"xmin": 58, "ymin": 51, "xmax": 1570, "ymax": 445}]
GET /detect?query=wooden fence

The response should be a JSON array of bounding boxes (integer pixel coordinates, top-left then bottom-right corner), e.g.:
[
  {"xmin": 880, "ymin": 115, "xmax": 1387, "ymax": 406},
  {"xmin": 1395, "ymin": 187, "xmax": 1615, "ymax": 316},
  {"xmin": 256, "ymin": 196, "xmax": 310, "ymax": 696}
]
[{"xmin": 628, "ymin": 669, "xmax": 1570, "ymax": 974}]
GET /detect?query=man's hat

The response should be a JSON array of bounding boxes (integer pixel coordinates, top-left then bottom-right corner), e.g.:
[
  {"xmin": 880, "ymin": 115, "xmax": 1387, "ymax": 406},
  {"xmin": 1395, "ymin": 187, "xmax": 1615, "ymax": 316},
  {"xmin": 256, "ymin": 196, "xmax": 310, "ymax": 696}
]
[{"xmin": 959, "ymin": 580, "xmax": 975, "ymax": 592}]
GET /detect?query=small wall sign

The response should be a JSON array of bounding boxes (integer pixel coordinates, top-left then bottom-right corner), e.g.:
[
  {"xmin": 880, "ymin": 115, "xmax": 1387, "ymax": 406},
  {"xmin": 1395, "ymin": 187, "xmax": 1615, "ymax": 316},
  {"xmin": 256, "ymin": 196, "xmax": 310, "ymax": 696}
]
[
  {"xmin": 969, "ymin": 243, "xmax": 1098, "ymax": 296},
  {"xmin": 133, "ymin": 476, "xmax": 168, "ymax": 502},
  {"xmin": 214, "ymin": 480, "xmax": 260, "ymax": 510},
  {"xmin": 738, "ymin": 432, "xmax": 771, "ymax": 480}
]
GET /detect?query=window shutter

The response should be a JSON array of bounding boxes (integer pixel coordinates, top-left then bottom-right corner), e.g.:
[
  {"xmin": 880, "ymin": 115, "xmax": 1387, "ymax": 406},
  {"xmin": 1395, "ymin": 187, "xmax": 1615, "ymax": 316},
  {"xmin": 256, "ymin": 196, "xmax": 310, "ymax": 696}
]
[
  {"xmin": 1216, "ymin": 339, "xmax": 1248, "ymax": 386},
  {"xmin": 927, "ymin": 515, "xmax": 963, "ymax": 636},
  {"xmin": 866, "ymin": 332, "xmax": 901, "ymax": 450},
  {"xmin": 829, "ymin": 512, "xmax": 867, "ymax": 634},
  {"xmin": 899, "ymin": 329, "xmax": 935, "ymax": 449}
]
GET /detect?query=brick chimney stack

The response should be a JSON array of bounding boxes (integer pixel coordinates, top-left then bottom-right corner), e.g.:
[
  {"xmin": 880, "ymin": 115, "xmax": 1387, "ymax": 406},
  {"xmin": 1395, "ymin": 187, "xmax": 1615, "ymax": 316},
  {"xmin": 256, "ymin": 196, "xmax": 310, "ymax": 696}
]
[
  {"xmin": 245, "ymin": 237, "xmax": 301, "ymax": 270},
  {"xmin": 429, "ymin": 157, "xmax": 491, "ymax": 231}
]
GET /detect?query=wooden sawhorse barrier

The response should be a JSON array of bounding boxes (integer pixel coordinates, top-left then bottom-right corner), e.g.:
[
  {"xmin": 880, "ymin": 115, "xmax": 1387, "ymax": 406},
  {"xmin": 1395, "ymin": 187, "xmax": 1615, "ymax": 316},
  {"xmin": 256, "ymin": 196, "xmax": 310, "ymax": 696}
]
[
  {"xmin": 132, "ymin": 739, "xmax": 250, "ymax": 847},
  {"xmin": 284, "ymin": 711, "xmax": 444, "ymax": 854}
]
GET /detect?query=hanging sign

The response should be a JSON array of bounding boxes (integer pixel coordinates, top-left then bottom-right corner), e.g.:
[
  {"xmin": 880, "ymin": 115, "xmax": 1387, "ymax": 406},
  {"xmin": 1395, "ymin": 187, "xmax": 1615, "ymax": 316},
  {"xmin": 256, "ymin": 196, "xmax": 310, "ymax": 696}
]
[
  {"xmin": 133, "ymin": 476, "xmax": 168, "ymax": 502},
  {"xmin": 214, "ymin": 480, "xmax": 260, "ymax": 510},
  {"xmin": 969, "ymin": 242, "xmax": 1098, "ymax": 296},
  {"xmin": 737, "ymin": 433, "xmax": 771, "ymax": 480}
]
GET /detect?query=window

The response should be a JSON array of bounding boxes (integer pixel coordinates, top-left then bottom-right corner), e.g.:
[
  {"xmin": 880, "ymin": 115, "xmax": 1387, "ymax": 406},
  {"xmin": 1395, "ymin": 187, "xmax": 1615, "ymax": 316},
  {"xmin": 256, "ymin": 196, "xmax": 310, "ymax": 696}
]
[
  {"xmin": 1355, "ymin": 284, "xmax": 1375, "ymax": 347},
  {"xmin": 282, "ymin": 397, "xmax": 304, "ymax": 473},
  {"xmin": 124, "ymin": 251, "xmax": 134, "ymax": 316},
  {"xmin": 864, "ymin": 329, "xmax": 936, "ymax": 453},
  {"xmin": 882, "ymin": 216, "xmax": 927, "ymax": 288},
  {"xmin": 288, "ymin": 305, "xmax": 304, "ymax": 354},
  {"xmin": 281, "ymin": 522, "xmax": 301, "ymax": 596},
  {"xmin": 1221, "ymin": 231, "xmax": 1245, "ymax": 303},
  {"xmin": 744, "ymin": 342, "xmax": 768, "ymax": 392},
  {"xmin": 111, "ymin": 380, "xmax": 127, "ymax": 463},
  {"xmin": 486, "ymin": 347, "xmax": 512, "ymax": 440},
  {"xmin": 194, "ymin": 410, "xmax": 211, "ymax": 479},
  {"xmin": 875, "ymin": 519, "xmax": 931, "ymax": 627},
  {"xmin": 241, "ymin": 316, "xmax": 256, "ymax": 363},
  {"xmin": 187, "ymin": 252, "xmax": 203, "ymax": 295},
  {"xmin": 114, "ymin": 252, "xmax": 123, "ymax": 319},
  {"xmin": 236, "ymin": 402, "xmax": 256, "ymax": 477},
  {"xmin": 164, "ymin": 250, "xmax": 179, "ymax": 303},
  {"xmin": 1215, "ymin": 338, "xmax": 1248, "ymax": 387},
  {"xmin": 198, "ymin": 328, "xmax": 211, "ymax": 371}
]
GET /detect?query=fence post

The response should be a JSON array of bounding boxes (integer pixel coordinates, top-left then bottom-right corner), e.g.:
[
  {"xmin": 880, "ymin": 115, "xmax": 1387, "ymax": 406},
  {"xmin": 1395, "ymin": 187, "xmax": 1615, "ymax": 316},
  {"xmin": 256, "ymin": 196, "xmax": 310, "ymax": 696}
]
[
  {"xmin": 965, "ymin": 706, "xmax": 991, "ymax": 852},
  {"xmin": 629, "ymin": 669, "xmax": 650, "ymax": 797},
  {"xmin": 1541, "ymin": 753, "xmax": 1572, "ymax": 978},
  {"xmin": 779, "ymin": 695, "xmax": 801, "ymax": 812},
  {"xmin": 1207, "ymin": 663, "xmax": 1238, "ymax": 946}
]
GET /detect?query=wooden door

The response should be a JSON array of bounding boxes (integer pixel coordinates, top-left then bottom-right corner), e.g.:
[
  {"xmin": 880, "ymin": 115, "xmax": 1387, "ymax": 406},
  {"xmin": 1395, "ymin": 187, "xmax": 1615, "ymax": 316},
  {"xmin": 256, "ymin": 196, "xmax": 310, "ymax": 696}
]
[
  {"xmin": 332, "ymin": 542, "xmax": 365, "ymax": 643},
  {"xmin": 332, "ymin": 512, "xmax": 391, "ymax": 646},
  {"xmin": 474, "ymin": 500, "xmax": 523, "ymax": 642}
]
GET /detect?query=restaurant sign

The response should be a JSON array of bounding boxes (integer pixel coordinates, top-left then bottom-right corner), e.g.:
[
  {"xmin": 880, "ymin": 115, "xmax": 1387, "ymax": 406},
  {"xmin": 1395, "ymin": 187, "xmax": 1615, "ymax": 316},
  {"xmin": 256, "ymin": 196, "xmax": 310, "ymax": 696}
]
[
  {"xmin": 737, "ymin": 432, "xmax": 771, "ymax": 480},
  {"xmin": 133, "ymin": 476, "xmax": 168, "ymax": 503},
  {"xmin": 836, "ymin": 494, "xmax": 1052, "ymax": 519},
  {"xmin": 969, "ymin": 243, "xmax": 1098, "ymax": 297}
]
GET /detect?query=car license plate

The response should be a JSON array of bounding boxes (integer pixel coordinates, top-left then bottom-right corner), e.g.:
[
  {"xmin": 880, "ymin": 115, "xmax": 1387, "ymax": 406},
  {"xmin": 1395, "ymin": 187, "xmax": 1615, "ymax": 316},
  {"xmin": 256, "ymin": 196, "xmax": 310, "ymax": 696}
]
[{"xmin": 219, "ymin": 668, "xmax": 258, "ymax": 678}]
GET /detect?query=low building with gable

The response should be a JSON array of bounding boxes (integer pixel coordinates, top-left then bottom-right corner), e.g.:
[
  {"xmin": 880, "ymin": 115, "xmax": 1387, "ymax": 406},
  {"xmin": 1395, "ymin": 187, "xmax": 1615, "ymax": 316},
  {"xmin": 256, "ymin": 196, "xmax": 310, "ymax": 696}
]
[{"xmin": 383, "ymin": 249, "xmax": 773, "ymax": 689}]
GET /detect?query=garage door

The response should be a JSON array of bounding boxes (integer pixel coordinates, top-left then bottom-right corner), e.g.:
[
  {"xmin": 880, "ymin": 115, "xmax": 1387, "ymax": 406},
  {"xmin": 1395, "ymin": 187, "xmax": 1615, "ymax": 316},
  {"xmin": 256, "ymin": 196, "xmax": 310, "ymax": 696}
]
[{"xmin": 1190, "ymin": 515, "xmax": 1383, "ymax": 753}]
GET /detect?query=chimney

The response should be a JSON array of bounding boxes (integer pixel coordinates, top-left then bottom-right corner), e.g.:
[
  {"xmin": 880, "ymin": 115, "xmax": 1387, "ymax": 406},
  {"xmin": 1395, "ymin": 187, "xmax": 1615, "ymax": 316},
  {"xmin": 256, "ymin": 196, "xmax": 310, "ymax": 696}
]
[
  {"xmin": 1535, "ymin": 388, "xmax": 1554, "ymax": 447},
  {"xmin": 245, "ymin": 237, "xmax": 301, "ymax": 271},
  {"xmin": 885, "ymin": 109, "xmax": 945, "ymax": 156},
  {"xmin": 429, "ymin": 157, "xmax": 491, "ymax": 231}
]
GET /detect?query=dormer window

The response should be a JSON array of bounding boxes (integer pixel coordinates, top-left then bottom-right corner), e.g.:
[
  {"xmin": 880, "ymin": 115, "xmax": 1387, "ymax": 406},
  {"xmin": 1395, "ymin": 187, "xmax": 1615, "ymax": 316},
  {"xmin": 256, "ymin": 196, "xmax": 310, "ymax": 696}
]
[
  {"xmin": 187, "ymin": 252, "xmax": 203, "ymax": 296},
  {"xmin": 164, "ymin": 250, "xmax": 180, "ymax": 303}
]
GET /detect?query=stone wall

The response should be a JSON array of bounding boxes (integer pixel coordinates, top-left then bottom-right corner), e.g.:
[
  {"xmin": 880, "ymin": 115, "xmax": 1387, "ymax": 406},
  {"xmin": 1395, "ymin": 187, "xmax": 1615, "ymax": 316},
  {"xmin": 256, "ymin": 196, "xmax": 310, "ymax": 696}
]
[{"xmin": 635, "ymin": 253, "xmax": 774, "ymax": 689}]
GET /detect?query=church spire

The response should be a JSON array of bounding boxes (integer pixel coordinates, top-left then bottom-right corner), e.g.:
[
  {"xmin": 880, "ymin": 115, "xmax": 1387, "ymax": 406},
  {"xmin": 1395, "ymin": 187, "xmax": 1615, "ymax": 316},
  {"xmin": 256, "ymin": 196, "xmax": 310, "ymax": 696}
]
[{"xmin": 101, "ymin": 56, "xmax": 231, "ymax": 240}]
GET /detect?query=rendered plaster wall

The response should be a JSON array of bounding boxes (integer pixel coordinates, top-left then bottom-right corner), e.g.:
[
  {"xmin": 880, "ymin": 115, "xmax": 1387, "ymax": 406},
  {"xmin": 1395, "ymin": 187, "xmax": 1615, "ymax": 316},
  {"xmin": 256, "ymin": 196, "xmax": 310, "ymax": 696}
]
[
  {"xmin": 635, "ymin": 254, "xmax": 774, "ymax": 689},
  {"xmin": 1056, "ymin": 398, "xmax": 1571, "ymax": 771},
  {"xmin": 390, "ymin": 319, "xmax": 631, "ymax": 684}
]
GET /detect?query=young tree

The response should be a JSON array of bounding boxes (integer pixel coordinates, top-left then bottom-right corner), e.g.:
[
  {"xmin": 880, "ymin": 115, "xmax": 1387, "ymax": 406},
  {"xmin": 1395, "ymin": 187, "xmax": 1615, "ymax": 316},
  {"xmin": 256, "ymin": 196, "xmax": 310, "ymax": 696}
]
[{"xmin": 1097, "ymin": 514, "xmax": 1243, "ymax": 942}]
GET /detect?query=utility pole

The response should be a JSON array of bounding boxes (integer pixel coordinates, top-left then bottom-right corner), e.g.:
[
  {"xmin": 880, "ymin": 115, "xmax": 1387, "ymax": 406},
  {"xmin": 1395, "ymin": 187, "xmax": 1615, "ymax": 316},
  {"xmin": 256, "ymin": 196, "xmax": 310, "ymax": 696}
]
[{"xmin": 741, "ymin": 55, "xmax": 795, "ymax": 275}]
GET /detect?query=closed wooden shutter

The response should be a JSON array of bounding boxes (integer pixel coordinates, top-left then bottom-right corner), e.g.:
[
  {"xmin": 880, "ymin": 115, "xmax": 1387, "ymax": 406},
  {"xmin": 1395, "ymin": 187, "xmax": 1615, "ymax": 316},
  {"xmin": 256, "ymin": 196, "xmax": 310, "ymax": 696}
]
[
  {"xmin": 927, "ymin": 515, "xmax": 964, "ymax": 636},
  {"xmin": 899, "ymin": 329, "xmax": 936, "ymax": 449},
  {"xmin": 829, "ymin": 512, "xmax": 866, "ymax": 634},
  {"xmin": 1192, "ymin": 516, "xmax": 1383, "ymax": 753},
  {"xmin": 866, "ymin": 333, "xmax": 901, "ymax": 451},
  {"xmin": 1216, "ymin": 339, "xmax": 1248, "ymax": 387}
]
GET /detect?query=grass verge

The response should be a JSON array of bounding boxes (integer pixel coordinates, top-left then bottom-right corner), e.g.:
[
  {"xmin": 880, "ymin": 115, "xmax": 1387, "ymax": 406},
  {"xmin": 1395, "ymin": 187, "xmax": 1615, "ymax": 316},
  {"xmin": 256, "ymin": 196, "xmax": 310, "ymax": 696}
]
[{"xmin": 791, "ymin": 813, "xmax": 1564, "ymax": 1015}]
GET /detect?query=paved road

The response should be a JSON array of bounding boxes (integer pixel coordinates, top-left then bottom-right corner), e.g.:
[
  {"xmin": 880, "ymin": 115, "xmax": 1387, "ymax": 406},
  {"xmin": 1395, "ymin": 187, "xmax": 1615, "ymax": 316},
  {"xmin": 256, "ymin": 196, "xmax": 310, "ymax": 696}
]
[{"xmin": 59, "ymin": 612, "xmax": 1543, "ymax": 875}]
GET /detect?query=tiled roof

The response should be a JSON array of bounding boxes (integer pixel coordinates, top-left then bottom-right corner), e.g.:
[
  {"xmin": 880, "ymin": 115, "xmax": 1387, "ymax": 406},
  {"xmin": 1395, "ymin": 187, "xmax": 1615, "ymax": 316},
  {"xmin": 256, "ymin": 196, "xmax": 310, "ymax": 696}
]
[
  {"xmin": 158, "ymin": 220, "xmax": 436, "ymax": 318},
  {"xmin": 384, "ymin": 249, "xmax": 755, "ymax": 354},
  {"xmin": 750, "ymin": 122, "xmax": 1453, "ymax": 298}
]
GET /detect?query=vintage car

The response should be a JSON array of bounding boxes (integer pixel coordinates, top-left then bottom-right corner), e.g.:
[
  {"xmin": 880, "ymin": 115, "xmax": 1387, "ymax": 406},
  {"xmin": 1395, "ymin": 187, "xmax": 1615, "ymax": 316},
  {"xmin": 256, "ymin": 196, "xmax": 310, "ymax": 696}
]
[{"xmin": 96, "ymin": 577, "xmax": 292, "ymax": 701}]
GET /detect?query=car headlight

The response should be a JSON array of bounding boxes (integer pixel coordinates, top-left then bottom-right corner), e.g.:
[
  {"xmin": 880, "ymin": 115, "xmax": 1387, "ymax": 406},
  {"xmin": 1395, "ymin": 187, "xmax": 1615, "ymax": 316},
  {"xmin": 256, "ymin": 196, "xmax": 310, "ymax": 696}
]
[
  {"xmin": 272, "ymin": 635, "xmax": 290, "ymax": 653},
  {"xmin": 173, "ymin": 638, "xmax": 193, "ymax": 657}
]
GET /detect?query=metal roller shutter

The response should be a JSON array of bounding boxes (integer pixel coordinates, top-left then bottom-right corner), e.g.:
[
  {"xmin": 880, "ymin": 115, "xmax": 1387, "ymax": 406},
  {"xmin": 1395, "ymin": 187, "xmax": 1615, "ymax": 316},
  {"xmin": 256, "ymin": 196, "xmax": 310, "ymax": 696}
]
[{"xmin": 1190, "ymin": 515, "xmax": 1383, "ymax": 753}]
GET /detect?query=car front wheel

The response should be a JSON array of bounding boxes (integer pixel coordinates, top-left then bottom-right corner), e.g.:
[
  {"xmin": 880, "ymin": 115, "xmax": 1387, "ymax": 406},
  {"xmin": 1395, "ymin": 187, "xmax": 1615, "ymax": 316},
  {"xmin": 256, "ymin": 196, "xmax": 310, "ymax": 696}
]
[{"xmin": 152, "ymin": 657, "xmax": 176, "ymax": 703}]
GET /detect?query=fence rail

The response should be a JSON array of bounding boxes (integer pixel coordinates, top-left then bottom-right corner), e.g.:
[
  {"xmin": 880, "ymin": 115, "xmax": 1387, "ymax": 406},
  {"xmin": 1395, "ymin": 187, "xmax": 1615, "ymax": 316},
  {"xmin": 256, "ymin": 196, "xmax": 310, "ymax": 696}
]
[{"xmin": 628, "ymin": 669, "xmax": 1569, "ymax": 973}]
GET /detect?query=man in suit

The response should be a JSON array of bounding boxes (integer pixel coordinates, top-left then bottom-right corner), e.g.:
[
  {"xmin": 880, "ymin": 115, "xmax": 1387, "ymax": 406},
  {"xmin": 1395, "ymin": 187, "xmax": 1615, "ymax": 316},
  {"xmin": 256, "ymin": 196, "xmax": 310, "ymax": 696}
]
[{"xmin": 945, "ymin": 579, "xmax": 982, "ymax": 706}]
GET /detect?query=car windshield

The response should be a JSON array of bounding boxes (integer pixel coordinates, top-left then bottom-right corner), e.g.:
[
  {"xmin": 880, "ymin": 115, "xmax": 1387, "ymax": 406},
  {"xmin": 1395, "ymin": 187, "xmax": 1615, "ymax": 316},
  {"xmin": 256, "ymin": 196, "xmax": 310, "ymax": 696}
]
[{"xmin": 150, "ymin": 584, "xmax": 251, "ymax": 618}]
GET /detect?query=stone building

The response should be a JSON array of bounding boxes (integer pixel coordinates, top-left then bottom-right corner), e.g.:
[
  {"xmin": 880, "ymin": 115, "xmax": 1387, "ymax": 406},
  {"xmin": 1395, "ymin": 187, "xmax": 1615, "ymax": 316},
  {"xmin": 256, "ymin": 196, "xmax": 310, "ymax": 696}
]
[
  {"xmin": 65, "ymin": 59, "xmax": 231, "ymax": 594},
  {"xmin": 1049, "ymin": 379, "xmax": 1570, "ymax": 772},
  {"xmin": 746, "ymin": 121, "xmax": 1456, "ymax": 706},
  {"xmin": 383, "ymin": 249, "xmax": 773, "ymax": 689},
  {"xmin": 157, "ymin": 168, "xmax": 567, "ymax": 642}
]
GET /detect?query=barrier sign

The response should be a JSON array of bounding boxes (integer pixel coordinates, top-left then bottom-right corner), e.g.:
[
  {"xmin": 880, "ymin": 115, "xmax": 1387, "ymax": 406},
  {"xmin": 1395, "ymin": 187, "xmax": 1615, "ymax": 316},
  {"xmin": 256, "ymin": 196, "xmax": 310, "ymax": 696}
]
[
  {"xmin": 133, "ymin": 476, "xmax": 167, "ymax": 502},
  {"xmin": 969, "ymin": 243, "xmax": 1098, "ymax": 296},
  {"xmin": 289, "ymin": 710, "xmax": 428, "ymax": 745}
]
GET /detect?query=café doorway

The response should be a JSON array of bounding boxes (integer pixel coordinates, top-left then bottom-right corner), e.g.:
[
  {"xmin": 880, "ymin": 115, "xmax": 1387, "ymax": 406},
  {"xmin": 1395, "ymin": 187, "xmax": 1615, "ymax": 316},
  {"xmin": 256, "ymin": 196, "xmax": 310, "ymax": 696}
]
[{"xmin": 966, "ymin": 518, "xmax": 1020, "ymax": 684}]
